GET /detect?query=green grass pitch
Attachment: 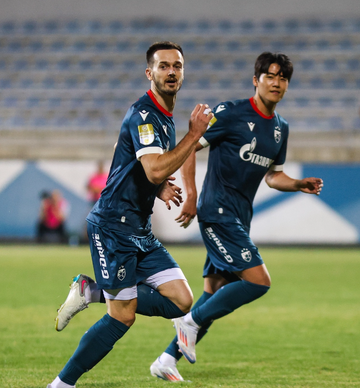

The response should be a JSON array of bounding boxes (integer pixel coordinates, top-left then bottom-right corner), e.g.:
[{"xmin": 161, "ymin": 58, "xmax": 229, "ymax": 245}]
[{"xmin": 0, "ymin": 244, "xmax": 359, "ymax": 388}]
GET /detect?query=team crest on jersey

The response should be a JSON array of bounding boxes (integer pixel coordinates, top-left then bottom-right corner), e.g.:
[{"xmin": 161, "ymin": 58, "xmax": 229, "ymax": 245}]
[
  {"xmin": 117, "ymin": 265, "xmax": 126, "ymax": 281},
  {"xmin": 138, "ymin": 124, "xmax": 154, "ymax": 145},
  {"xmin": 274, "ymin": 126, "xmax": 281, "ymax": 143},
  {"xmin": 241, "ymin": 248, "xmax": 252, "ymax": 262}
]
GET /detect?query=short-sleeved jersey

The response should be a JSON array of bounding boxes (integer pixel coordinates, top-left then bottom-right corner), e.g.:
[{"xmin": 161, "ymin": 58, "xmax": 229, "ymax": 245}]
[
  {"xmin": 87, "ymin": 90, "xmax": 176, "ymax": 235},
  {"xmin": 197, "ymin": 97, "xmax": 289, "ymax": 229}
]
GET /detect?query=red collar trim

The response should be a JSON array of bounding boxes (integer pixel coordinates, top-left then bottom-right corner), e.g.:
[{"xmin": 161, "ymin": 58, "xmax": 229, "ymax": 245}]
[
  {"xmin": 250, "ymin": 97, "xmax": 275, "ymax": 119},
  {"xmin": 147, "ymin": 90, "xmax": 173, "ymax": 117}
]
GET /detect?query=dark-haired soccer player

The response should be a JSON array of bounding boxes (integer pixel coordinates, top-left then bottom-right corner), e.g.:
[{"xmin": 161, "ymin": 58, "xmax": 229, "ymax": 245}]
[
  {"xmin": 150, "ymin": 52, "xmax": 323, "ymax": 381},
  {"xmin": 47, "ymin": 41, "xmax": 214, "ymax": 388}
]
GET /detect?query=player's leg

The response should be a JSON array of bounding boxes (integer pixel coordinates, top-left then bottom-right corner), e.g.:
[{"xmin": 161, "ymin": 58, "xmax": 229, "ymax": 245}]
[
  {"xmin": 150, "ymin": 272, "xmax": 229, "ymax": 381},
  {"xmin": 47, "ymin": 224, "xmax": 138, "ymax": 388},
  {"xmin": 173, "ymin": 222, "xmax": 270, "ymax": 363}
]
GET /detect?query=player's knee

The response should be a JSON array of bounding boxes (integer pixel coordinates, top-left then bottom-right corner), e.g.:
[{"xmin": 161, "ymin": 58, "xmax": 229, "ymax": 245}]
[
  {"xmin": 109, "ymin": 310, "xmax": 136, "ymax": 327},
  {"xmin": 176, "ymin": 292, "xmax": 193, "ymax": 313}
]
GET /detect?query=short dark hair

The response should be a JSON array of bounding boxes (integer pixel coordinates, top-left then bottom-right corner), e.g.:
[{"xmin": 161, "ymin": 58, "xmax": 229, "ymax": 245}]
[
  {"xmin": 254, "ymin": 52, "xmax": 293, "ymax": 82},
  {"xmin": 146, "ymin": 41, "xmax": 184, "ymax": 67}
]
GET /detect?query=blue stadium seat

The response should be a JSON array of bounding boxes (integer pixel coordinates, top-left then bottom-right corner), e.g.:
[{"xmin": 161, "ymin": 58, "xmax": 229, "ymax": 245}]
[
  {"xmin": 29, "ymin": 40, "xmax": 43, "ymax": 52},
  {"xmin": 72, "ymin": 40, "xmax": 87, "ymax": 52},
  {"xmin": 108, "ymin": 78, "xmax": 122, "ymax": 89},
  {"xmin": 48, "ymin": 97, "xmax": 62, "ymax": 107},
  {"xmin": 239, "ymin": 20, "xmax": 255, "ymax": 33},
  {"xmin": 65, "ymin": 20, "xmax": 81, "ymax": 34},
  {"xmin": 116, "ymin": 41, "xmax": 130, "ymax": 52},
  {"xmin": 14, "ymin": 59, "xmax": 29, "ymax": 70},
  {"xmin": 284, "ymin": 19, "xmax": 300, "ymax": 33},
  {"xmin": 86, "ymin": 78, "xmax": 100, "ymax": 89},
  {"xmin": 95, "ymin": 41, "xmax": 108, "ymax": 51},
  {"xmin": 1, "ymin": 21, "xmax": 16, "ymax": 34},
  {"xmin": 323, "ymin": 59, "xmax": 338, "ymax": 71},
  {"xmin": 26, "ymin": 97, "xmax": 41, "ymax": 107},
  {"xmin": 4, "ymin": 96, "xmax": 18, "ymax": 107},
  {"xmin": 262, "ymin": 20, "xmax": 277, "ymax": 32},
  {"xmin": 218, "ymin": 20, "xmax": 233, "ymax": 32},
  {"xmin": 35, "ymin": 59, "xmax": 49, "ymax": 70},
  {"xmin": 332, "ymin": 77, "xmax": 347, "ymax": 88},
  {"xmin": 51, "ymin": 40, "xmax": 66, "ymax": 51},
  {"xmin": 101, "ymin": 59, "xmax": 115, "ymax": 70},
  {"xmin": 347, "ymin": 58, "xmax": 359, "ymax": 70},
  {"xmin": 57, "ymin": 59, "xmax": 72, "ymax": 70},
  {"xmin": 299, "ymin": 58, "xmax": 315, "ymax": 70},
  {"xmin": 42, "ymin": 77, "xmax": 56, "ymax": 89},
  {"xmin": 329, "ymin": 19, "xmax": 344, "ymax": 31},
  {"xmin": 44, "ymin": 20, "xmax": 59, "ymax": 34},
  {"xmin": 8, "ymin": 40, "xmax": 22, "ymax": 52},
  {"xmin": 20, "ymin": 78, "xmax": 34, "ymax": 88},
  {"xmin": 293, "ymin": 39, "xmax": 308, "ymax": 50},
  {"xmin": 79, "ymin": 59, "xmax": 93, "ymax": 70},
  {"xmin": 0, "ymin": 60, "xmax": 7, "ymax": 70},
  {"xmin": 294, "ymin": 97, "xmax": 309, "ymax": 107},
  {"xmin": 232, "ymin": 59, "xmax": 247, "ymax": 70},
  {"xmin": 23, "ymin": 20, "xmax": 38, "ymax": 34},
  {"xmin": 318, "ymin": 97, "xmax": 333, "ymax": 107},
  {"xmin": 306, "ymin": 19, "xmax": 323, "ymax": 32},
  {"xmin": 108, "ymin": 20, "xmax": 123, "ymax": 33},
  {"xmin": 87, "ymin": 20, "xmax": 103, "ymax": 33},
  {"xmin": 226, "ymin": 40, "xmax": 241, "ymax": 51}
]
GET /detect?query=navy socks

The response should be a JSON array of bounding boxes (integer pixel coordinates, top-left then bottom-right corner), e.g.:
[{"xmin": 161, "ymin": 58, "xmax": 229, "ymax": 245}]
[
  {"xmin": 59, "ymin": 314, "xmax": 129, "ymax": 385},
  {"xmin": 136, "ymin": 283, "xmax": 186, "ymax": 319},
  {"xmin": 192, "ymin": 280, "xmax": 270, "ymax": 326},
  {"xmin": 165, "ymin": 280, "xmax": 269, "ymax": 360},
  {"xmin": 99, "ymin": 284, "xmax": 185, "ymax": 319}
]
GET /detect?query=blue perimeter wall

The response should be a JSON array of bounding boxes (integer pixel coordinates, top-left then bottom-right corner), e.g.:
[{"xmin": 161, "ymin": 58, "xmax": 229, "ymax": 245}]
[{"xmin": 0, "ymin": 161, "xmax": 359, "ymax": 245}]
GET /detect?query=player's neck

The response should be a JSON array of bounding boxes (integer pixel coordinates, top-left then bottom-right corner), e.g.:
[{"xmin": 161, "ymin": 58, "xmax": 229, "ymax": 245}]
[
  {"xmin": 150, "ymin": 87, "xmax": 176, "ymax": 113},
  {"xmin": 252, "ymin": 94, "xmax": 276, "ymax": 117}
]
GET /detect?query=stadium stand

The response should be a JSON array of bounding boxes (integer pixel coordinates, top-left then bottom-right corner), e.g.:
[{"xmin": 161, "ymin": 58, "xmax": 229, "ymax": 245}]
[{"xmin": 0, "ymin": 17, "xmax": 359, "ymax": 160}]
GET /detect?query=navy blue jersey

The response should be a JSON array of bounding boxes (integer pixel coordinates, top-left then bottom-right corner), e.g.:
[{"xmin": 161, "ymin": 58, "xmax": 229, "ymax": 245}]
[
  {"xmin": 87, "ymin": 90, "xmax": 176, "ymax": 235},
  {"xmin": 197, "ymin": 97, "xmax": 289, "ymax": 228}
]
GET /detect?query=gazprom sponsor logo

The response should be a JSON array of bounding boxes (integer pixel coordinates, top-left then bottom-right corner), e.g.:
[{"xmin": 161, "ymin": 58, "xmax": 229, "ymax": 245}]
[
  {"xmin": 239, "ymin": 137, "xmax": 274, "ymax": 168},
  {"xmin": 92, "ymin": 233, "xmax": 109, "ymax": 279},
  {"xmin": 205, "ymin": 227, "xmax": 233, "ymax": 263}
]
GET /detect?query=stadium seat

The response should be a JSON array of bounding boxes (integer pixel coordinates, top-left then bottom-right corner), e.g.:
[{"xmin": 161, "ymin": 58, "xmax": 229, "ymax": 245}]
[
  {"xmin": 323, "ymin": 59, "xmax": 338, "ymax": 71},
  {"xmin": 23, "ymin": 20, "xmax": 38, "ymax": 34}
]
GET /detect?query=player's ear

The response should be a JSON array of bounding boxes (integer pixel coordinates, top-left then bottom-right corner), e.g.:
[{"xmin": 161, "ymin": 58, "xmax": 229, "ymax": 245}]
[
  {"xmin": 252, "ymin": 75, "xmax": 258, "ymax": 88},
  {"xmin": 145, "ymin": 67, "xmax": 153, "ymax": 81}
]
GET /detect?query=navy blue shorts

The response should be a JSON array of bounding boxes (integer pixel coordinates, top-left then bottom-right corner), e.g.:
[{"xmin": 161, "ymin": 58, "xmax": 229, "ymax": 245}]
[
  {"xmin": 199, "ymin": 221, "xmax": 264, "ymax": 279},
  {"xmin": 87, "ymin": 222, "xmax": 179, "ymax": 290}
]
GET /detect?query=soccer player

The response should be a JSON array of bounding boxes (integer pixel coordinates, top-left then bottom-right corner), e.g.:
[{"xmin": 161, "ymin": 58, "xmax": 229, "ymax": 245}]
[
  {"xmin": 47, "ymin": 41, "xmax": 214, "ymax": 388},
  {"xmin": 149, "ymin": 52, "xmax": 324, "ymax": 381}
]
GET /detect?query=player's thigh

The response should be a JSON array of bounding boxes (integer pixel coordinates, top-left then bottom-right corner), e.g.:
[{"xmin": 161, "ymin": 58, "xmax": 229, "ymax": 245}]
[{"xmin": 199, "ymin": 221, "xmax": 264, "ymax": 273}]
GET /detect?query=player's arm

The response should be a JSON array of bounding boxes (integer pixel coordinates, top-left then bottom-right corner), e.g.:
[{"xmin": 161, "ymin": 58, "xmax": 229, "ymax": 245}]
[
  {"xmin": 175, "ymin": 142, "xmax": 204, "ymax": 228},
  {"xmin": 265, "ymin": 169, "xmax": 323, "ymax": 195},
  {"xmin": 140, "ymin": 104, "xmax": 213, "ymax": 185}
]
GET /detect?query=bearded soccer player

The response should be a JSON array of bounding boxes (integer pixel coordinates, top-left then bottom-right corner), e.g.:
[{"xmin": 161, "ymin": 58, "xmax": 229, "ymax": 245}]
[
  {"xmin": 149, "ymin": 52, "xmax": 324, "ymax": 381},
  {"xmin": 46, "ymin": 41, "xmax": 214, "ymax": 388}
]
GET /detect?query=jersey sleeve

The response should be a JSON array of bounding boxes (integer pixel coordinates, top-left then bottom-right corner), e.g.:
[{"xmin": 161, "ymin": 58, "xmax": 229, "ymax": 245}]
[
  {"xmin": 128, "ymin": 110, "xmax": 165, "ymax": 160},
  {"xmin": 199, "ymin": 102, "xmax": 231, "ymax": 147},
  {"xmin": 271, "ymin": 122, "xmax": 289, "ymax": 171}
]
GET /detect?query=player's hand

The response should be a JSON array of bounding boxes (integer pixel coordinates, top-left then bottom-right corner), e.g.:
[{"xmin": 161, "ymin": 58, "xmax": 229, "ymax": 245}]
[
  {"xmin": 188, "ymin": 104, "xmax": 214, "ymax": 140},
  {"xmin": 299, "ymin": 177, "xmax": 323, "ymax": 195},
  {"xmin": 175, "ymin": 197, "xmax": 197, "ymax": 228},
  {"xmin": 157, "ymin": 176, "xmax": 183, "ymax": 210}
]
